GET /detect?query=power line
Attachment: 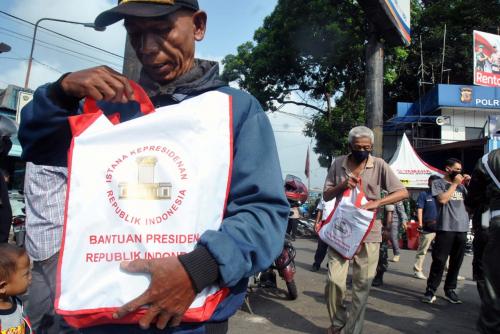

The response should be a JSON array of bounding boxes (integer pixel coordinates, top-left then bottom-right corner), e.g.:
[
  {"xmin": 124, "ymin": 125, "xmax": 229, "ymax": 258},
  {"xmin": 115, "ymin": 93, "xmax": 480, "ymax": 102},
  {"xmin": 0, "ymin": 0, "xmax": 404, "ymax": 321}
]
[
  {"xmin": 0, "ymin": 10, "xmax": 124, "ymax": 60},
  {"xmin": 0, "ymin": 26, "xmax": 122, "ymax": 66},
  {"xmin": 0, "ymin": 26, "xmax": 122, "ymax": 70},
  {"xmin": 33, "ymin": 57, "xmax": 64, "ymax": 74},
  {"xmin": 0, "ymin": 56, "xmax": 64, "ymax": 77},
  {"xmin": 0, "ymin": 57, "xmax": 28, "ymax": 61},
  {"xmin": 0, "ymin": 14, "xmax": 121, "ymax": 64}
]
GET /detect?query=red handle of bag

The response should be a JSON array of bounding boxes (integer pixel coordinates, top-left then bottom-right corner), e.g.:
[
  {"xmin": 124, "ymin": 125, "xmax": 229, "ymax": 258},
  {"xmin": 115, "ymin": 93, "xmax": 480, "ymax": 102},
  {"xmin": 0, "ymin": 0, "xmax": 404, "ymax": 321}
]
[
  {"xmin": 353, "ymin": 179, "xmax": 367, "ymax": 208},
  {"xmin": 342, "ymin": 177, "xmax": 366, "ymax": 208},
  {"xmin": 82, "ymin": 80, "xmax": 155, "ymax": 116}
]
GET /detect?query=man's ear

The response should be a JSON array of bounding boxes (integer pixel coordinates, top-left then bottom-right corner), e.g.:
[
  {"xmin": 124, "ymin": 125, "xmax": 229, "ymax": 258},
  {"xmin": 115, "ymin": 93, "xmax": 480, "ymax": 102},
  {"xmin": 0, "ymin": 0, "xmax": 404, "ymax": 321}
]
[
  {"xmin": 0, "ymin": 280, "xmax": 7, "ymax": 295},
  {"xmin": 192, "ymin": 10, "xmax": 207, "ymax": 41}
]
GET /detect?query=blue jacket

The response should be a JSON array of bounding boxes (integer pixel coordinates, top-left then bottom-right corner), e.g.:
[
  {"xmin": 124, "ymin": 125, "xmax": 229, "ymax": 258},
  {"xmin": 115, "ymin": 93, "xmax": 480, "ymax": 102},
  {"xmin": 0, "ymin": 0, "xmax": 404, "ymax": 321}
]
[{"xmin": 19, "ymin": 60, "xmax": 289, "ymax": 332}]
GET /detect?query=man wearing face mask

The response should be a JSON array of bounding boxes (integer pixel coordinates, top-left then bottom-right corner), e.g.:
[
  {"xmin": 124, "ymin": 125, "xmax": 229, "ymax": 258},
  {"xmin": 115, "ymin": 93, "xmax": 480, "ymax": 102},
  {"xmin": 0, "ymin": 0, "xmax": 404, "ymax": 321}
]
[
  {"xmin": 323, "ymin": 126, "xmax": 408, "ymax": 334},
  {"xmin": 422, "ymin": 158, "xmax": 470, "ymax": 305},
  {"xmin": 0, "ymin": 136, "xmax": 12, "ymax": 243}
]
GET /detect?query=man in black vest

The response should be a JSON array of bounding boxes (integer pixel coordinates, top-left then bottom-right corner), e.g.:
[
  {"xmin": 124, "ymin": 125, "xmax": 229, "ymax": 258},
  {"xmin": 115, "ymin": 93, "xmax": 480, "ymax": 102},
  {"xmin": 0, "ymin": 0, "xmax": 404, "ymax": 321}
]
[{"xmin": 466, "ymin": 149, "xmax": 500, "ymax": 334}]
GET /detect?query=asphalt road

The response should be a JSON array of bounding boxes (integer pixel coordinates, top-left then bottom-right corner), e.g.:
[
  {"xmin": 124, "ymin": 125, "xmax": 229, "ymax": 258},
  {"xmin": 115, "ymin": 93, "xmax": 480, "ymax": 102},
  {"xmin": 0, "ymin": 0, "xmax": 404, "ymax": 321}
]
[{"xmin": 229, "ymin": 236, "xmax": 479, "ymax": 334}]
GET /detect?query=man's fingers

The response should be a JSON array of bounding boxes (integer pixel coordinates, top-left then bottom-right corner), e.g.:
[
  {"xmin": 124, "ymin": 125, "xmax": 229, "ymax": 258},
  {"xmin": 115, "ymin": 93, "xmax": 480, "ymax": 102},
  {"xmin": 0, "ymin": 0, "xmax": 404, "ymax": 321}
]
[
  {"xmin": 138, "ymin": 304, "xmax": 162, "ymax": 330},
  {"xmin": 169, "ymin": 314, "xmax": 183, "ymax": 328},
  {"xmin": 103, "ymin": 65, "xmax": 135, "ymax": 100},
  {"xmin": 113, "ymin": 293, "xmax": 151, "ymax": 319},
  {"xmin": 120, "ymin": 259, "xmax": 151, "ymax": 274},
  {"xmin": 94, "ymin": 79, "xmax": 119, "ymax": 102},
  {"xmin": 156, "ymin": 311, "xmax": 172, "ymax": 330},
  {"xmin": 111, "ymin": 73, "xmax": 135, "ymax": 100},
  {"xmin": 87, "ymin": 86, "xmax": 104, "ymax": 102},
  {"xmin": 103, "ymin": 76, "xmax": 127, "ymax": 103}
]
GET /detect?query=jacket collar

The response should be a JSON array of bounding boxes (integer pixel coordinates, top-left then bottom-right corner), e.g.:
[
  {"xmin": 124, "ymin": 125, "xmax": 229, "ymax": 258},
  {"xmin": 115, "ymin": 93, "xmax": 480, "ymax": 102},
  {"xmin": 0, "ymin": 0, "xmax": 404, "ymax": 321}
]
[{"xmin": 138, "ymin": 58, "xmax": 226, "ymax": 102}]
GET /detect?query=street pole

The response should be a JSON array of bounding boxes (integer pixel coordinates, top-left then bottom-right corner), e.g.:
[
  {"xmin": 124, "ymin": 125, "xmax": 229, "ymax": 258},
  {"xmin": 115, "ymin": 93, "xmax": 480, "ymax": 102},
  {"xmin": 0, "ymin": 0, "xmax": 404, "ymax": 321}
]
[
  {"xmin": 24, "ymin": 18, "xmax": 105, "ymax": 89},
  {"xmin": 365, "ymin": 22, "xmax": 384, "ymax": 157},
  {"xmin": 122, "ymin": 35, "xmax": 142, "ymax": 81}
]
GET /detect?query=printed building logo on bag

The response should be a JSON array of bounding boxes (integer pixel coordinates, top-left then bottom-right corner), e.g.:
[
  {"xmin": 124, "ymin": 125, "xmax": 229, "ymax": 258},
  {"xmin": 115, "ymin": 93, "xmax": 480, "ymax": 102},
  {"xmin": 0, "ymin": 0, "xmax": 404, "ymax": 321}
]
[
  {"xmin": 118, "ymin": 156, "xmax": 172, "ymax": 200},
  {"xmin": 104, "ymin": 145, "xmax": 189, "ymax": 226},
  {"xmin": 334, "ymin": 219, "xmax": 352, "ymax": 237}
]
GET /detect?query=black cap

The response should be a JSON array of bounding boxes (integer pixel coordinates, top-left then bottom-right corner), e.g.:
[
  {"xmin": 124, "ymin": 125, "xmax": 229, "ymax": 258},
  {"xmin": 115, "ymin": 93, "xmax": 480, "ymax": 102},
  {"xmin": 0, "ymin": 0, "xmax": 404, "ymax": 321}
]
[{"xmin": 95, "ymin": 0, "xmax": 199, "ymax": 27}]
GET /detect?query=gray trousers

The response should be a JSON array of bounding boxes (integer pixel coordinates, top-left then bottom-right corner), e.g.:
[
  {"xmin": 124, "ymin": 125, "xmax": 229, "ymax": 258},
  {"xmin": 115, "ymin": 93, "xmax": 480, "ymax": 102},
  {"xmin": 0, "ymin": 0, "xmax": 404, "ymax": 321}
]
[{"xmin": 26, "ymin": 252, "xmax": 80, "ymax": 334}]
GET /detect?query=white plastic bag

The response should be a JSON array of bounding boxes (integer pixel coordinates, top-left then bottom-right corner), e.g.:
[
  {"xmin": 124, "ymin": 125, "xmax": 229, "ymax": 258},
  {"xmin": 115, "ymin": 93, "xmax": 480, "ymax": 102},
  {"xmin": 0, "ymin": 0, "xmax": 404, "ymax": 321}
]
[{"xmin": 319, "ymin": 181, "xmax": 376, "ymax": 259}]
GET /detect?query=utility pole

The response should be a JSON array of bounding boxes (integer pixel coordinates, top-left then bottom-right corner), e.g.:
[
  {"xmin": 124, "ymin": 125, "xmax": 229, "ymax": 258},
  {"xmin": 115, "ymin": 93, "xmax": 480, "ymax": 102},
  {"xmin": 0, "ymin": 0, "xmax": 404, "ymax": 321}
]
[
  {"xmin": 440, "ymin": 24, "xmax": 447, "ymax": 84},
  {"xmin": 122, "ymin": 35, "xmax": 141, "ymax": 81},
  {"xmin": 365, "ymin": 22, "xmax": 384, "ymax": 157}
]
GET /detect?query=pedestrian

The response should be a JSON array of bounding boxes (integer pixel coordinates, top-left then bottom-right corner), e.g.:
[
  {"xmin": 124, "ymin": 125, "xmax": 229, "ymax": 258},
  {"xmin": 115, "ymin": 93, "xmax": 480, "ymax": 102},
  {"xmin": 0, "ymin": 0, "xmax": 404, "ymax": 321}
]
[
  {"xmin": 413, "ymin": 175, "xmax": 441, "ymax": 280},
  {"xmin": 23, "ymin": 163, "xmax": 77, "ymax": 334},
  {"xmin": 18, "ymin": 1, "xmax": 289, "ymax": 333},
  {"xmin": 489, "ymin": 45, "xmax": 500, "ymax": 74},
  {"xmin": 476, "ymin": 44, "xmax": 488, "ymax": 72},
  {"xmin": 465, "ymin": 148, "xmax": 500, "ymax": 333},
  {"xmin": 0, "ymin": 137, "xmax": 13, "ymax": 244},
  {"xmin": 311, "ymin": 196, "xmax": 335, "ymax": 272},
  {"xmin": 372, "ymin": 196, "xmax": 396, "ymax": 287},
  {"xmin": 422, "ymin": 158, "xmax": 470, "ymax": 304},
  {"xmin": 389, "ymin": 200, "xmax": 407, "ymax": 262},
  {"xmin": 287, "ymin": 202, "xmax": 300, "ymax": 241},
  {"xmin": 323, "ymin": 126, "xmax": 408, "ymax": 334},
  {"xmin": 0, "ymin": 243, "xmax": 32, "ymax": 333}
]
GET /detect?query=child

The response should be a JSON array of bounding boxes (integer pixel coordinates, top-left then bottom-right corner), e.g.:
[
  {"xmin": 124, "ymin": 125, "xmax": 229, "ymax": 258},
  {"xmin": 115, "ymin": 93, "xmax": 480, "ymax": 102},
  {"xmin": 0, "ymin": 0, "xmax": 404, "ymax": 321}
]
[{"xmin": 0, "ymin": 243, "xmax": 32, "ymax": 333}]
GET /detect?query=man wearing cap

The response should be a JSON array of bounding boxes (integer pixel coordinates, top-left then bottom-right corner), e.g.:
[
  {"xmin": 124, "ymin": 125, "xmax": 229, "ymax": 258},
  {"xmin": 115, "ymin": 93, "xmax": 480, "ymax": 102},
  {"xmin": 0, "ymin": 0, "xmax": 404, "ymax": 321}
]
[
  {"xmin": 489, "ymin": 46, "xmax": 500, "ymax": 74},
  {"xmin": 476, "ymin": 45, "xmax": 488, "ymax": 72},
  {"xmin": 19, "ymin": 1, "xmax": 289, "ymax": 333}
]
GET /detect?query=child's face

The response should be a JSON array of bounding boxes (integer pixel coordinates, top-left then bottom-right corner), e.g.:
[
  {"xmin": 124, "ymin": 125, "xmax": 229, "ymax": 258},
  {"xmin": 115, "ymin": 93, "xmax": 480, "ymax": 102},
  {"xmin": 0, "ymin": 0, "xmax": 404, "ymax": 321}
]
[{"xmin": 5, "ymin": 254, "xmax": 31, "ymax": 296}]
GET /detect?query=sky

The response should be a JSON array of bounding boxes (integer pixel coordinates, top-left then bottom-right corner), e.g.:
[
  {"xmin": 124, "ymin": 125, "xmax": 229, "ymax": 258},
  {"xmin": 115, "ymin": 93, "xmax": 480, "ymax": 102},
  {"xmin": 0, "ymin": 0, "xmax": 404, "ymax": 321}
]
[{"xmin": 0, "ymin": 0, "xmax": 328, "ymax": 190}]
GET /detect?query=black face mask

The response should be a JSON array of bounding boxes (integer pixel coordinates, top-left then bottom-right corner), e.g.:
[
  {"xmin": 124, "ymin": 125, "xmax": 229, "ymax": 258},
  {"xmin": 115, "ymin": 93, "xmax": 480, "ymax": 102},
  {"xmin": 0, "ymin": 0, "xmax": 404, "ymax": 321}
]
[
  {"xmin": 449, "ymin": 171, "xmax": 460, "ymax": 180},
  {"xmin": 351, "ymin": 150, "xmax": 370, "ymax": 163}
]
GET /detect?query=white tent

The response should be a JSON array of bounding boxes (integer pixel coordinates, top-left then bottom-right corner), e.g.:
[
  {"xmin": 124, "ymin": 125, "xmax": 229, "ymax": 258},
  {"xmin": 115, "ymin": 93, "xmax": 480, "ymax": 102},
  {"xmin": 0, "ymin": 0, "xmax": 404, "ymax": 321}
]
[{"xmin": 389, "ymin": 134, "xmax": 444, "ymax": 189}]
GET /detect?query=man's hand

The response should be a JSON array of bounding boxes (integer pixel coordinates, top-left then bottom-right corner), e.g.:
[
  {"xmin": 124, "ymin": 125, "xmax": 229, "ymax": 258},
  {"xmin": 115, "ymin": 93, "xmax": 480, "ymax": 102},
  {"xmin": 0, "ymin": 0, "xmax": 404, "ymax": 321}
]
[
  {"xmin": 452, "ymin": 174, "xmax": 464, "ymax": 185},
  {"xmin": 314, "ymin": 222, "xmax": 323, "ymax": 234},
  {"xmin": 462, "ymin": 174, "xmax": 471, "ymax": 186},
  {"xmin": 345, "ymin": 176, "xmax": 359, "ymax": 190},
  {"xmin": 113, "ymin": 257, "xmax": 196, "ymax": 330},
  {"xmin": 61, "ymin": 66, "xmax": 135, "ymax": 103},
  {"xmin": 360, "ymin": 200, "xmax": 380, "ymax": 211}
]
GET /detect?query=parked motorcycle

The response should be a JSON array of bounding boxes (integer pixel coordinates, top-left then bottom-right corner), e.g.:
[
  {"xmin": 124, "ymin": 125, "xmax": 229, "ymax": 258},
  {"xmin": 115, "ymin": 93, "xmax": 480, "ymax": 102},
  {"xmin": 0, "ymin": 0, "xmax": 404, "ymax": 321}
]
[
  {"xmin": 251, "ymin": 234, "xmax": 298, "ymax": 300},
  {"xmin": 12, "ymin": 214, "xmax": 26, "ymax": 247}
]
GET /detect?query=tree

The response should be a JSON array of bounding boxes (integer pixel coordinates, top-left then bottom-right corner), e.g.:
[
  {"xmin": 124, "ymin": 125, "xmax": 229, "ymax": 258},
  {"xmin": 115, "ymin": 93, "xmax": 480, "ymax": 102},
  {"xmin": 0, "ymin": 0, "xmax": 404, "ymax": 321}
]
[
  {"xmin": 223, "ymin": 0, "xmax": 500, "ymax": 167},
  {"xmin": 222, "ymin": 0, "xmax": 371, "ymax": 166},
  {"xmin": 386, "ymin": 0, "xmax": 500, "ymax": 110}
]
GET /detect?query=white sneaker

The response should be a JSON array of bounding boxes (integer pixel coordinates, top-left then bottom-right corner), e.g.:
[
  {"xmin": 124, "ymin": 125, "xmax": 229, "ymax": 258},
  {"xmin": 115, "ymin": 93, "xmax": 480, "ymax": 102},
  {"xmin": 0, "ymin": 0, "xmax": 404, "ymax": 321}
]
[
  {"xmin": 390, "ymin": 255, "xmax": 400, "ymax": 262},
  {"xmin": 414, "ymin": 271, "xmax": 427, "ymax": 280},
  {"xmin": 457, "ymin": 275, "xmax": 465, "ymax": 281}
]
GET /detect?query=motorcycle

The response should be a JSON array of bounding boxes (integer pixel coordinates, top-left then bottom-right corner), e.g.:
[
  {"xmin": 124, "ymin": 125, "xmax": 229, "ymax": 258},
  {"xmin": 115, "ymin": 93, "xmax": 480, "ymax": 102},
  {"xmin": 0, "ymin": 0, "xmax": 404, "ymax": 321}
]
[
  {"xmin": 251, "ymin": 234, "xmax": 298, "ymax": 300},
  {"xmin": 12, "ymin": 215, "xmax": 26, "ymax": 247}
]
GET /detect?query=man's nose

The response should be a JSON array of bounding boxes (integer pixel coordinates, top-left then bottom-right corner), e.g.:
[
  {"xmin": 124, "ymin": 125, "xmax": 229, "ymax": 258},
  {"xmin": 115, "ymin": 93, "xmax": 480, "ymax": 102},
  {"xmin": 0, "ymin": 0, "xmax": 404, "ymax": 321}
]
[{"xmin": 139, "ymin": 33, "xmax": 159, "ymax": 55}]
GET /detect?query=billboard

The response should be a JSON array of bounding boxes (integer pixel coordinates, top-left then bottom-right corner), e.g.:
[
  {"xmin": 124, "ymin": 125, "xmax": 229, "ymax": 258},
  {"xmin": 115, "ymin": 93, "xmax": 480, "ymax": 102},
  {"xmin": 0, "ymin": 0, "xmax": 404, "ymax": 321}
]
[
  {"xmin": 382, "ymin": 0, "xmax": 411, "ymax": 45},
  {"xmin": 16, "ymin": 91, "xmax": 33, "ymax": 124},
  {"xmin": 358, "ymin": 0, "xmax": 411, "ymax": 46},
  {"xmin": 474, "ymin": 30, "xmax": 500, "ymax": 87}
]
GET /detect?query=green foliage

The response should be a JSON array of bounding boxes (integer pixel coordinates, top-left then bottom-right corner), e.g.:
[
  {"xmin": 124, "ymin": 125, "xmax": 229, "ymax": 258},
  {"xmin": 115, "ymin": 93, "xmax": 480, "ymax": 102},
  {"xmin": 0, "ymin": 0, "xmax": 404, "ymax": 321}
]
[
  {"xmin": 386, "ymin": 0, "xmax": 500, "ymax": 109},
  {"xmin": 304, "ymin": 95, "xmax": 366, "ymax": 167},
  {"xmin": 222, "ymin": 0, "xmax": 500, "ymax": 167}
]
